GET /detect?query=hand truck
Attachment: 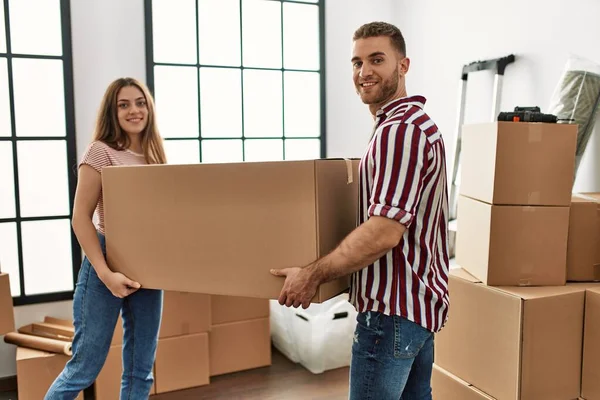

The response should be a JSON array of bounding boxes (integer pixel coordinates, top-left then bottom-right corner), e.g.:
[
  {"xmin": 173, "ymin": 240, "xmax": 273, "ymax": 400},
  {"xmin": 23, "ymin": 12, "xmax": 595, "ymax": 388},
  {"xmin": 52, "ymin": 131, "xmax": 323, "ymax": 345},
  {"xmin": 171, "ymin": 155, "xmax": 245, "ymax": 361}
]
[{"xmin": 448, "ymin": 54, "xmax": 516, "ymax": 258}]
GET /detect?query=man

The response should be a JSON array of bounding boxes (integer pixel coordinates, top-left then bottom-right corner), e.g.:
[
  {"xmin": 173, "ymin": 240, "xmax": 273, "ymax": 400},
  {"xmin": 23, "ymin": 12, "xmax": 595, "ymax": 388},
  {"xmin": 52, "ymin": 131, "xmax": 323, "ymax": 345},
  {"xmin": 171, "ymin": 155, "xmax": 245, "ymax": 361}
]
[{"xmin": 270, "ymin": 21, "xmax": 449, "ymax": 399}]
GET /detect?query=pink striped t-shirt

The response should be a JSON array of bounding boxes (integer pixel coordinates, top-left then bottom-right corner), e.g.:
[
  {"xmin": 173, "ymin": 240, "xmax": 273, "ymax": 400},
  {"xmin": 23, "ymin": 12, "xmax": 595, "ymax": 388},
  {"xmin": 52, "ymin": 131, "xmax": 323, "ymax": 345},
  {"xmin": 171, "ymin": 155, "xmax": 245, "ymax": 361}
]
[{"xmin": 79, "ymin": 141, "xmax": 147, "ymax": 234}]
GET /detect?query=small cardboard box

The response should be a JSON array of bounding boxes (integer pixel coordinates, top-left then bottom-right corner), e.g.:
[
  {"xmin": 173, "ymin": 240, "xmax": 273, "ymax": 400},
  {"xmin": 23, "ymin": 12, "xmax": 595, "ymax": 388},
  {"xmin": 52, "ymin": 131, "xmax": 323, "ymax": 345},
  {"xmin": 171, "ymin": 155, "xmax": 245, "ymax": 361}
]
[
  {"xmin": 435, "ymin": 268, "xmax": 585, "ymax": 400},
  {"xmin": 431, "ymin": 364, "xmax": 494, "ymax": 400},
  {"xmin": 456, "ymin": 195, "xmax": 569, "ymax": 286},
  {"xmin": 0, "ymin": 273, "xmax": 15, "ymax": 335},
  {"xmin": 459, "ymin": 122, "xmax": 577, "ymax": 206},
  {"xmin": 209, "ymin": 317, "xmax": 271, "ymax": 376},
  {"xmin": 211, "ymin": 295, "xmax": 269, "ymax": 325},
  {"xmin": 16, "ymin": 347, "xmax": 83, "ymax": 400},
  {"xmin": 155, "ymin": 333, "xmax": 209, "ymax": 393},
  {"xmin": 567, "ymin": 194, "xmax": 600, "ymax": 282},
  {"xmin": 103, "ymin": 159, "xmax": 359, "ymax": 301},
  {"xmin": 582, "ymin": 287, "xmax": 600, "ymax": 400}
]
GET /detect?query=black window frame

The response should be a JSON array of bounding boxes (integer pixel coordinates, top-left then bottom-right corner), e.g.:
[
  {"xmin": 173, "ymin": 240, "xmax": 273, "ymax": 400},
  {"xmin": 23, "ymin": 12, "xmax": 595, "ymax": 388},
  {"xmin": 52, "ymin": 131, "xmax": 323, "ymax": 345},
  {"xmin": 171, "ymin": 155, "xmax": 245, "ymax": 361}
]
[
  {"xmin": 0, "ymin": 0, "xmax": 80, "ymax": 306},
  {"xmin": 143, "ymin": 0, "xmax": 327, "ymax": 162}
]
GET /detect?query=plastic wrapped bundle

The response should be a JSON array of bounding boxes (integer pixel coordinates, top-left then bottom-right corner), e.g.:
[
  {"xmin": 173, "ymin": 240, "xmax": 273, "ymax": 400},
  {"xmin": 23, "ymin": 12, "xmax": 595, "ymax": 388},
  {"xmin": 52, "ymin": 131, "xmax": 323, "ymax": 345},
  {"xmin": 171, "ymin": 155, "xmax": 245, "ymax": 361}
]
[{"xmin": 548, "ymin": 55, "xmax": 600, "ymax": 176}]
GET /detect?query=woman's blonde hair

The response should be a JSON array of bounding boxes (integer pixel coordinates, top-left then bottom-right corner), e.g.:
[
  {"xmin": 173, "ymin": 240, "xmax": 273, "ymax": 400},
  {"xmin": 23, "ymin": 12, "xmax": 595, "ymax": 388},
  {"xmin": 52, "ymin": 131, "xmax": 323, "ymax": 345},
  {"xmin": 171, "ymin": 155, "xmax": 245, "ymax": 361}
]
[{"xmin": 93, "ymin": 77, "xmax": 167, "ymax": 164}]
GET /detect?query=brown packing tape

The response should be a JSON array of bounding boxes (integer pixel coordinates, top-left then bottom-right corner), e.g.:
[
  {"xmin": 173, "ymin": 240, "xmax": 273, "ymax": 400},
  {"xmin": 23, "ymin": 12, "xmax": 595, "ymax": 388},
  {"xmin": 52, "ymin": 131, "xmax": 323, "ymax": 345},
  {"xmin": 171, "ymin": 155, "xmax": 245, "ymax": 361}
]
[
  {"xmin": 594, "ymin": 264, "xmax": 600, "ymax": 281},
  {"xmin": 344, "ymin": 158, "xmax": 354, "ymax": 184},
  {"xmin": 527, "ymin": 191, "xmax": 541, "ymax": 204},
  {"xmin": 528, "ymin": 125, "xmax": 543, "ymax": 143},
  {"xmin": 4, "ymin": 332, "xmax": 72, "ymax": 355}
]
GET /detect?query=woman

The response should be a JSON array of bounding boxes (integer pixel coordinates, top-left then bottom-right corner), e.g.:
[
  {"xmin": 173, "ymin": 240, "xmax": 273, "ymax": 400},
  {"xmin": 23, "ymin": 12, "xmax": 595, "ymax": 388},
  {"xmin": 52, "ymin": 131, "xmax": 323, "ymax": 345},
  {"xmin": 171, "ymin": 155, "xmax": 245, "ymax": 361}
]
[{"xmin": 45, "ymin": 77, "xmax": 167, "ymax": 399}]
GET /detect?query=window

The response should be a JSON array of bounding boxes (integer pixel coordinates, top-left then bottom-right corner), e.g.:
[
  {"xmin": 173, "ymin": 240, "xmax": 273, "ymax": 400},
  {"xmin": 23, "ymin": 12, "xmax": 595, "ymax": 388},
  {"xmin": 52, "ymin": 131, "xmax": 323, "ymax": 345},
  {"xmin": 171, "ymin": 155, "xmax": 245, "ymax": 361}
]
[
  {"xmin": 0, "ymin": 0, "xmax": 80, "ymax": 305},
  {"xmin": 145, "ymin": 0, "xmax": 325, "ymax": 164}
]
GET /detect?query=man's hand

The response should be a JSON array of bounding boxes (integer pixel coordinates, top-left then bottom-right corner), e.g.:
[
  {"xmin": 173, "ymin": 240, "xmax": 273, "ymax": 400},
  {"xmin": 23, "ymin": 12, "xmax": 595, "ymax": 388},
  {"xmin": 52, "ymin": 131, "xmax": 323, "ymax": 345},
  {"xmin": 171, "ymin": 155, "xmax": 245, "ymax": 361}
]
[{"xmin": 270, "ymin": 265, "xmax": 321, "ymax": 309}]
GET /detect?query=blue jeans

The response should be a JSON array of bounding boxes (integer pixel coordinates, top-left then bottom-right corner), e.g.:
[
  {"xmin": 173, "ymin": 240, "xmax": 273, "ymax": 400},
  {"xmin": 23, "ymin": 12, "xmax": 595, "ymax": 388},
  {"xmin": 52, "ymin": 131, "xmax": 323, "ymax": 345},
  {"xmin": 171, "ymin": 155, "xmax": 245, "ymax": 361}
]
[
  {"xmin": 45, "ymin": 233, "xmax": 163, "ymax": 400},
  {"xmin": 349, "ymin": 311, "xmax": 434, "ymax": 400}
]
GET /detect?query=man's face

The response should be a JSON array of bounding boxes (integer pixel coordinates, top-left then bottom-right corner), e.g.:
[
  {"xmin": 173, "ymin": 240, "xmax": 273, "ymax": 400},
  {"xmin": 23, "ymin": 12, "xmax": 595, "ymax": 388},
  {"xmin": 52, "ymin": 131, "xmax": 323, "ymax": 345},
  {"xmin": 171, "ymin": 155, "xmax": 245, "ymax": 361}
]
[{"xmin": 351, "ymin": 36, "xmax": 408, "ymax": 107}]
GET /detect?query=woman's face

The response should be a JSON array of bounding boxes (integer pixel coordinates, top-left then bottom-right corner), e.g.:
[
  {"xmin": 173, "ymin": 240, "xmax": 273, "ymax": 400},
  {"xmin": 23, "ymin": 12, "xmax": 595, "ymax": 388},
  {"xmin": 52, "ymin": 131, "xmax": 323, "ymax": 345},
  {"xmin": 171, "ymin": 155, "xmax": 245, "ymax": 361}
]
[{"xmin": 116, "ymin": 85, "xmax": 148, "ymax": 136}]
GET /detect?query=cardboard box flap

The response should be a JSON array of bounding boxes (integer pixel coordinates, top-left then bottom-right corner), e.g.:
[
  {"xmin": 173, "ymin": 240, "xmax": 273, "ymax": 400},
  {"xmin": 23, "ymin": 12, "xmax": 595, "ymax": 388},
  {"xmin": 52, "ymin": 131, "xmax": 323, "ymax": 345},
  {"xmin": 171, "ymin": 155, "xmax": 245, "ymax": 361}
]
[
  {"xmin": 495, "ymin": 285, "xmax": 586, "ymax": 300},
  {"xmin": 579, "ymin": 192, "xmax": 600, "ymax": 202},
  {"xmin": 432, "ymin": 364, "xmax": 496, "ymax": 400},
  {"xmin": 449, "ymin": 267, "xmax": 481, "ymax": 283},
  {"xmin": 16, "ymin": 346, "xmax": 56, "ymax": 361}
]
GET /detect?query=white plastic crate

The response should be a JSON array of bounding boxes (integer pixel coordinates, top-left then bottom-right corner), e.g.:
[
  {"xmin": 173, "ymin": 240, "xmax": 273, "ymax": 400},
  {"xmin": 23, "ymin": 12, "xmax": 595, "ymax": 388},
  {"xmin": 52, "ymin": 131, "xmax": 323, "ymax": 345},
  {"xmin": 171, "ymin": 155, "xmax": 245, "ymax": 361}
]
[{"xmin": 270, "ymin": 293, "xmax": 358, "ymax": 374}]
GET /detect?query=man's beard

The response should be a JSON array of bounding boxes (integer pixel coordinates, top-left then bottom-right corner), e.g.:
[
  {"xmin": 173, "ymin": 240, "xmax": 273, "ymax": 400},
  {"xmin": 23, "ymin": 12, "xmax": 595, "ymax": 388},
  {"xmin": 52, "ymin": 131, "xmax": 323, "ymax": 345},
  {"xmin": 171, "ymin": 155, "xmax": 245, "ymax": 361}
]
[{"xmin": 358, "ymin": 65, "xmax": 399, "ymax": 105}]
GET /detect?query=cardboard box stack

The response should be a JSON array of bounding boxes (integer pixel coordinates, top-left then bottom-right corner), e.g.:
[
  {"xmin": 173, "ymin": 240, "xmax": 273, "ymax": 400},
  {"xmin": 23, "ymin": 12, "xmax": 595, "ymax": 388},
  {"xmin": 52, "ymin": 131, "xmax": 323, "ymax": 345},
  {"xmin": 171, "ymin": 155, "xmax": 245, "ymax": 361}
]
[
  {"xmin": 434, "ymin": 121, "xmax": 600, "ymax": 400},
  {"xmin": 0, "ymin": 273, "xmax": 15, "ymax": 335},
  {"xmin": 95, "ymin": 292, "xmax": 270, "ymax": 397}
]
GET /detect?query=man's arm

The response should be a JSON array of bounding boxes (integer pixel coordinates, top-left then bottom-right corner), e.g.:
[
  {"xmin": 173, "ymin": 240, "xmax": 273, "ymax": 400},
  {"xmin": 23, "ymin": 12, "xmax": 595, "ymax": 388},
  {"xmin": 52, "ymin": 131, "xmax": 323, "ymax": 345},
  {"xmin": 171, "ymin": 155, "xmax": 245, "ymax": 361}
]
[
  {"xmin": 270, "ymin": 216, "xmax": 405, "ymax": 308},
  {"xmin": 308, "ymin": 216, "xmax": 405, "ymax": 284}
]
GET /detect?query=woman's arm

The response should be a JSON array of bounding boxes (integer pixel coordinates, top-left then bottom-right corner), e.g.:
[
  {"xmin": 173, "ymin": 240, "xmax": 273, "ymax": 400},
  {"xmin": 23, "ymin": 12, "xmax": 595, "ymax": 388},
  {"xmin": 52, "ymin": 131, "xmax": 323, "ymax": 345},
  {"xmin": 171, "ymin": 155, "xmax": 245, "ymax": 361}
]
[{"xmin": 72, "ymin": 164, "xmax": 140, "ymax": 298}]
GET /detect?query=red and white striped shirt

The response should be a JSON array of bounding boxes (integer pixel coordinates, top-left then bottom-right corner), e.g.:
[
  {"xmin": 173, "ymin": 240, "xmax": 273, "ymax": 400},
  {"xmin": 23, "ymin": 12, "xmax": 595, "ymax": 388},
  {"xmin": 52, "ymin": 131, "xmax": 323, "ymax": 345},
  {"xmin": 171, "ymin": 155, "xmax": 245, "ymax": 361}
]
[
  {"xmin": 79, "ymin": 141, "xmax": 147, "ymax": 235},
  {"xmin": 349, "ymin": 95, "xmax": 450, "ymax": 333}
]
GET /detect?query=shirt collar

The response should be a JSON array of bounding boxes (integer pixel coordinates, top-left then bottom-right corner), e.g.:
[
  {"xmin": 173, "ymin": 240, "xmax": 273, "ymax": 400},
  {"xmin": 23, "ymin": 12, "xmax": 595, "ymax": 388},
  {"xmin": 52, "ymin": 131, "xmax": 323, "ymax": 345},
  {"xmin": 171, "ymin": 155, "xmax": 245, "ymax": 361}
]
[{"xmin": 375, "ymin": 95, "xmax": 427, "ymax": 121}]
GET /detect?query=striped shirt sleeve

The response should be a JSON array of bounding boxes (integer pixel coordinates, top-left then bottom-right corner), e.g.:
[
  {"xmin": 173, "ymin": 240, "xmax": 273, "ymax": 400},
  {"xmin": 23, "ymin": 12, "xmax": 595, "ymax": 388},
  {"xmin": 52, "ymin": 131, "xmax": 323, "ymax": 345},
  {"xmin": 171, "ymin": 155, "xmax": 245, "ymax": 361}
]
[
  {"xmin": 79, "ymin": 141, "xmax": 111, "ymax": 173},
  {"xmin": 368, "ymin": 123, "xmax": 430, "ymax": 228}
]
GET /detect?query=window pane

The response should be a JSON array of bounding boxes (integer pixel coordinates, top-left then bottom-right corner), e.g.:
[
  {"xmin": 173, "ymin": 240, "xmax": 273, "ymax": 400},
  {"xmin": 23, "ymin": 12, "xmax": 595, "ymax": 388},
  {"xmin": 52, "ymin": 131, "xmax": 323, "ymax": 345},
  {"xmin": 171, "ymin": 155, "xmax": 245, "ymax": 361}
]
[
  {"xmin": 243, "ymin": 69, "xmax": 282, "ymax": 138},
  {"xmin": 17, "ymin": 140, "xmax": 70, "ymax": 218},
  {"xmin": 285, "ymin": 138, "xmax": 320, "ymax": 160},
  {"xmin": 154, "ymin": 66, "xmax": 199, "ymax": 139},
  {"xmin": 13, "ymin": 58, "xmax": 66, "ymax": 137},
  {"xmin": 0, "ymin": 142, "xmax": 15, "ymax": 218},
  {"xmin": 164, "ymin": 139, "xmax": 200, "ymax": 165},
  {"xmin": 242, "ymin": 0, "xmax": 281, "ymax": 68},
  {"xmin": 22, "ymin": 219, "xmax": 73, "ymax": 295},
  {"xmin": 284, "ymin": 71, "xmax": 320, "ymax": 137},
  {"xmin": 244, "ymin": 139, "xmax": 283, "ymax": 162},
  {"xmin": 200, "ymin": 67, "xmax": 242, "ymax": 138},
  {"xmin": 152, "ymin": 0, "xmax": 196, "ymax": 64},
  {"xmin": 0, "ymin": 0, "xmax": 6, "ymax": 53},
  {"xmin": 8, "ymin": 0, "xmax": 62, "ymax": 56},
  {"xmin": 202, "ymin": 139, "xmax": 243, "ymax": 163},
  {"xmin": 0, "ymin": 59, "xmax": 10, "ymax": 136},
  {"xmin": 198, "ymin": 0, "xmax": 240, "ymax": 66},
  {"xmin": 0, "ymin": 222, "xmax": 20, "ymax": 296},
  {"xmin": 283, "ymin": 3, "xmax": 319, "ymax": 70}
]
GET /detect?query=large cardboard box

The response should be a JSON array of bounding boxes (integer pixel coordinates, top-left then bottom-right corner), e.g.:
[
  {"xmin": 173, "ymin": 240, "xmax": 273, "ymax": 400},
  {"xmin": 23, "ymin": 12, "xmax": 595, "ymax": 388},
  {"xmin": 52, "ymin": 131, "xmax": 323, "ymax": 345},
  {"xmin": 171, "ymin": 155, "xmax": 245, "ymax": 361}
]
[
  {"xmin": 568, "ymin": 194, "xmax": 600, "ymax": 282},
  {"xmin": 155, "ymin": 333, "xmax": 209, "ymax": 393},
  {"xmin": 160, "ymin": 291, "xmax": 211, "ymax": 338},
  {"xmin": 209, "ymin": 317, "xmax": 271, "ymax": 376},
  {"xmin": 211, "ymin": 295, "xmax": 269, "ymax": 325},
  {"xmin": 0, "ymin": 273, "xmax": 15, "ymax": 335},
  {"xmin": 435, "ymin": 268, "xmax": 585, "ymax": 400},
  {"xmin": 456, "ymin": 195, "xmax": 569, "ymax": 286},
  {"xmin": 103, "ymin": 159, "xmax": 359, "ymax": 301},
  {"xmin": 582, "ymin": 287, "xmax": 600, "ymax": 400},
  {"xmin": 16, "ymin": 347, "xmax": 83, "ymax": 400},
  {"xmin": 432, "ymin": 364, "xmax": 494, "ymax": 400},
  {"xmin": 459, "ymin": 121, "xmax": 577, "ymax": 206}
]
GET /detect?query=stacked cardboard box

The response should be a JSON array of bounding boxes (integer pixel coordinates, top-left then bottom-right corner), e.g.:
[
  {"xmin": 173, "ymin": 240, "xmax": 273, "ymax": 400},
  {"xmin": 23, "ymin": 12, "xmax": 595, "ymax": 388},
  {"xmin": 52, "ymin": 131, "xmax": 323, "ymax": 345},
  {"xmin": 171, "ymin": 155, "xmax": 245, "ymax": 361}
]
[
  {"xmin": 0, "ymin": 273, "xmax": 15, "ymax": 335},
  {"xmin": 434, "ymin": 121, "xmax": 600, "ymax": 400},
  {"xmin": 94, "ymin": 292, "xmax": 270, "ymax": 397}
]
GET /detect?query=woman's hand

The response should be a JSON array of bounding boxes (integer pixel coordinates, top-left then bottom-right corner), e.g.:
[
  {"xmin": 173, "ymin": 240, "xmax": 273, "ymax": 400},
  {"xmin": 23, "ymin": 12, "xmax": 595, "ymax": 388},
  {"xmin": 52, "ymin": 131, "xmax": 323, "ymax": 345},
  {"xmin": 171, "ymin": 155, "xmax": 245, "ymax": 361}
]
[{"xmin": 100, "ymin": 271, "xmax": 141, "ymax": 298}]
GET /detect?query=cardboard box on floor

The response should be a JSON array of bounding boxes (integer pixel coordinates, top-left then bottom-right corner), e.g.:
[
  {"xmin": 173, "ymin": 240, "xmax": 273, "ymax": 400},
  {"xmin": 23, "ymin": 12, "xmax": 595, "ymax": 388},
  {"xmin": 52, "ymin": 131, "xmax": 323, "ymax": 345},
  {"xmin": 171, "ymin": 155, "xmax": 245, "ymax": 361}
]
[
  {"xmin": 432, "ymin": 364, "xmax": 494, "ymax": 400},
  {"xmin": 459, "ymin": 121, "xmax": 577, "ymax": 206},
  {"xmin": 582, "ymin": 287, "xmax": 600, "ymax": 400},
  {"xmin": 95, "ymin": 345, "xmax": 156, "ymax": 399},
  {"xmin": 455, "ymin": 195, "xmax": 569, "ymax": 286},
  {"xmin": 16, "ymin": 347, "xmax": 83, "ymax": 400},
  {"xmin": 0, "ymin": 273, "xmax": 15, "ymax": 335},
  {"xmin": 435, "ymin": 268, "xmax": 586, "ymax": 400},
  {"xmin": 103, "ymin": 159, "xmax": 359, "ymax": 301},
  {"xmin": 211, "ymin": 294, "xmax": 269, "ymax": 325},
  {"xmin": 568, "ymin": 194, "xmax": 600, "ymax": 282}
]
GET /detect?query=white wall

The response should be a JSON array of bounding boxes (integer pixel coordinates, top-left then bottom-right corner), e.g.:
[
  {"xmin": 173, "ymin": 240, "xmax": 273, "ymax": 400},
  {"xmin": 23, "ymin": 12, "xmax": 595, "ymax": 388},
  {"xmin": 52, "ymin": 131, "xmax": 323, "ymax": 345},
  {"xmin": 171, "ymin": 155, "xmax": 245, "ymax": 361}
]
[
  {"xmin": 391, "ymin": 0, "xmax": 600, "ymax": 192},
  {"xmin": 0, "ymin": 0, "xmax": 395, "ymax": 379}
]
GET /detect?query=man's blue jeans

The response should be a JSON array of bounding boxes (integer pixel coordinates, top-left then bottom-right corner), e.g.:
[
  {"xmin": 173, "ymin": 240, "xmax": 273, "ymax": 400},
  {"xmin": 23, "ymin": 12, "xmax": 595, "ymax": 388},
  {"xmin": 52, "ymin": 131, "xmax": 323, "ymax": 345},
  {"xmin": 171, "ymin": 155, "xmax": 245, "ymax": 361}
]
[
  {"xmin": 349, "ymin": 311, "xmax": 434, "ymax": 400},
  {"xmin": 45, "ymin": 233, "xmax": 163, "ymax": 400}
]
